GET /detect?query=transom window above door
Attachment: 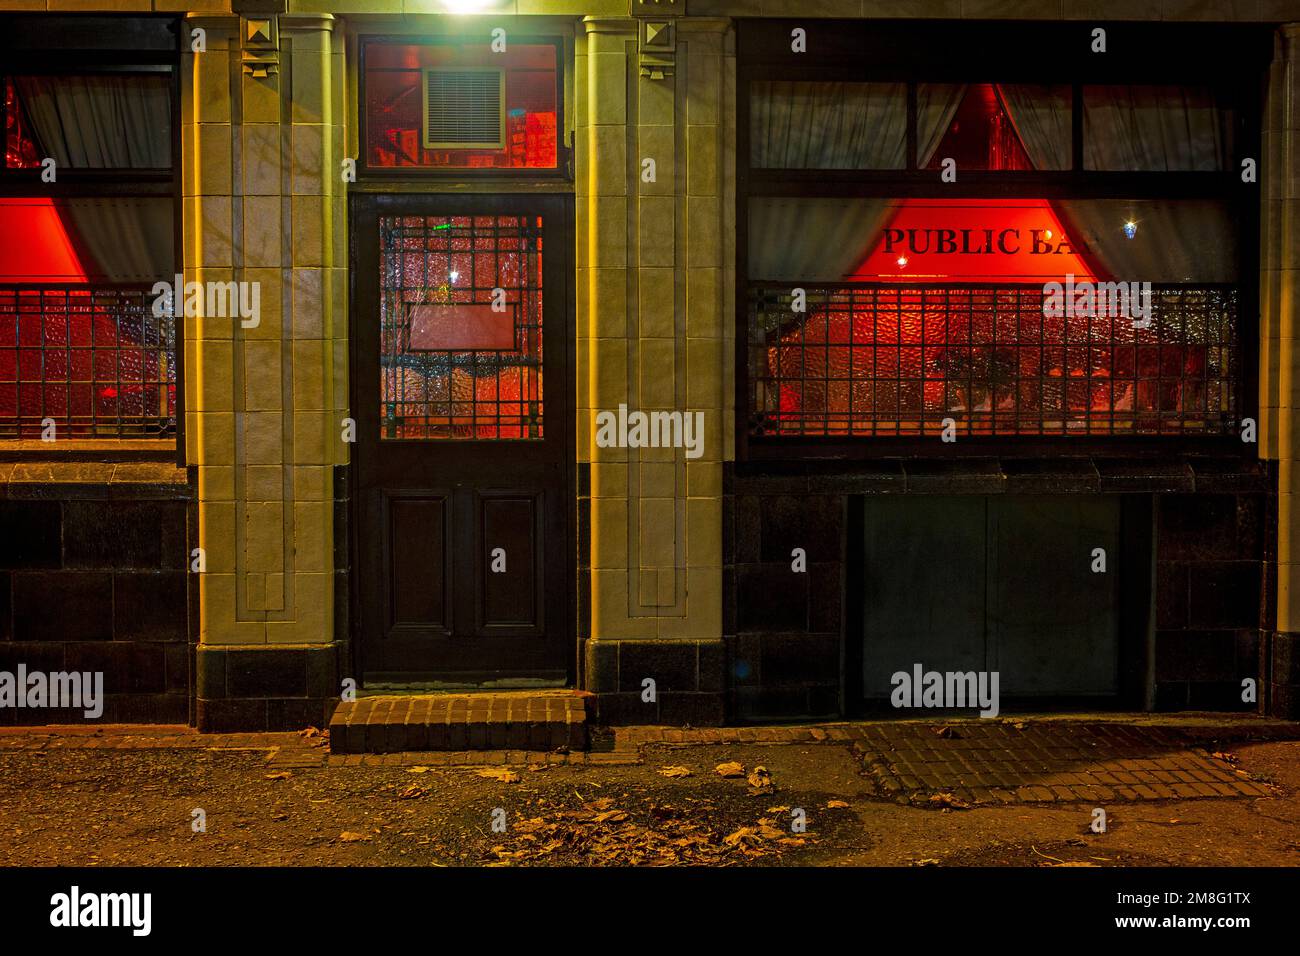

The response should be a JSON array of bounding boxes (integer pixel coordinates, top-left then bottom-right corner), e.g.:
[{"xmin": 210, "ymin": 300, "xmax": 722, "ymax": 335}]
[{"xmin": 362, "ymin": 39, "xmax": 560, "ymax": 172}]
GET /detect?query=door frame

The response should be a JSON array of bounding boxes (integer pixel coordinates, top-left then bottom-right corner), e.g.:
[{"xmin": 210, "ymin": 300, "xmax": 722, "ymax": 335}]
[{"xmin": 346, "ymin": 190, "xmax": 578, "ymax": 688}]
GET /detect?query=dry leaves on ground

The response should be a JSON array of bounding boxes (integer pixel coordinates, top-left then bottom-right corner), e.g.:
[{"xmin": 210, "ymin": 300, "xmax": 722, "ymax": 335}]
[
  {"xmin": 484, "ymin": 798, "xmax": 814, "ymax": 866},
  {"xmin": 746, "ymin": 766, "xmax": 774, "ymax": 792},
  {"xmin": 715, "ymin": 762, "xmax": 745, "ymax": 778},
  {"xmin": 658, "ymin": 766, "xmax": 692, "ymax": 778},
  {"xmin": 338, "ymin": 831, "xmax": 369, "ymax": 843},
  {"xmin": 264, "ymin": 771, "xmax": 292, "ymax": 780}
]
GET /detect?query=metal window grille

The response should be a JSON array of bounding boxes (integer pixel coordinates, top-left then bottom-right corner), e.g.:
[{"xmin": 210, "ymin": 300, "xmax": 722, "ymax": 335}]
[
  {"xmin": 379, "ymin": 214, "xmax": 544, "ymax": 440},
  {"xmin": 0, "ymin": 285, "xmax": 175, "ymax": 439},
  {"xmin": 747, "ymin": 283, "xmax": 1238, "ymax": 438}
]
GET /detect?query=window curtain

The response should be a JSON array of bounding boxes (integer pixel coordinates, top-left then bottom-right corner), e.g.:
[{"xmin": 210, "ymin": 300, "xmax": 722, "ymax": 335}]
[
  {"xmin": 996, "ymin": 84, "xmax": 1071, "ymax": 170},
  {"xmin": 750, "ymin": 81, "xmax": 907, "ymax": 169},
  {"xmin": 1082, "ymin": 85, "xmax": 1230, "ymax": 171},
  {"xmin": 1053, "ymin": 199, "xmax": 1237, "ymax": 283},
  {"xmin": 749, "ymin": 198, "xmax": 893, "ymax": 281},
  {"xmin": 15, "ymin": 74, "xmax": 171, "ymax": 169},
  {"xmin": 916, "ymin": 83, "xmax": 968, "ymax": 166},
  {"xmin": 12, "ymin": 76, "xmax": 172, "ymax": 282},
  {"xmin": 59, "ymin": 199, "xmax": 174, "ymax": 283}
]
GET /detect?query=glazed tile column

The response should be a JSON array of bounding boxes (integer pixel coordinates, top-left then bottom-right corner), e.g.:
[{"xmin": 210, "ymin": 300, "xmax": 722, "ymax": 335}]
[
  {"xmin": 1267, "ymin": 24, "xmax": 1300, "ymax": 720},
  {"xmin": 187, "ymin": 13, "xmax": 347, "ymax": 730},
  {"xmin": 579, "ymin": 14, "xmax": 734, "ymax": 724}
]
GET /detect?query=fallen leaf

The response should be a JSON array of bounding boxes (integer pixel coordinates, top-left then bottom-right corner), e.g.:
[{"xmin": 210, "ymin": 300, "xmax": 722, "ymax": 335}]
[
  {"xmin": 397, "ymin": 784, "xmax": 427, "ymax": 800},
  {"xmin": 264, "ymin": 771, "xmax": 292, "ymax": 780},
  {"xmin": 715, "ymin": 762, "xmax": 745, "ymax": 778},
  {"xmin": 747, "ymin": 766, "xmax": 774, "ymax": 791},
  {"xmin": 338, "ymin": 831, "xmax": 369, "ymax": 843},
  {"xmin": 724, "ymin": 826, "xmax": 759, "ymax": 846},
  {"xmin": 593, "ymin": 810, "xmax": 628, "ymax": 823},
  {"xmin": 475, "ymin": 767, "xmax": 520, "ymax": 782},
  {"xmin": 658, "ymin": 766, "xmax": 692, "ymax": 778},
  {"xmin": 933, "ymin": 726, "xmax": 960, "ymax": 739},
  {"xmin": 827, "ymin": 799, "xmax": 850, "ymax": 809},
  {"xmin": 407, "ymin": 766, "xmax": 431, "ymax": 774},
  {"xmin": 927, "ymin": 791, "xmax": 971, "ymax": 810}
]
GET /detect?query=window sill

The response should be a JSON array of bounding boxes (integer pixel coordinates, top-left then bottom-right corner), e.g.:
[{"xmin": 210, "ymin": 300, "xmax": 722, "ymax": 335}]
[
  {"xmin": 0, "ymin": 455, "xmax": 189, "ymax": 500},
  {"xmin": 0, "ymin": 439, "xmax": 178, "ymax": 463}
]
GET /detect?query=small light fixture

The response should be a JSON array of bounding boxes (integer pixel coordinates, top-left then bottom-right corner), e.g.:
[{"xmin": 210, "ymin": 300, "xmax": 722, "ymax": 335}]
[
  {"xmin": 441, "ymin": 0, "xmax": 497, "ymax": 12},
  {"xmin": 1045, "ymin": 229, "xmax": 1053, "ymax": 240},
  {"xmin": 449, "ymin": 271, "xmax": 459, "ymax": 282},
  {"xmin": 897, "ymin": 256, "xmax": 908, "ymax": 268},
  {"xmin": 1123, "ymin": 219, "xmax": 1138, "ymax": 240}
]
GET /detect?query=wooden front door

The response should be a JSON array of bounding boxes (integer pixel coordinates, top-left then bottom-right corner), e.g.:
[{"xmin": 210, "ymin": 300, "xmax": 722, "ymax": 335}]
[{"xmin": 351, "ymin": 193, "xmax": 571, "ymax": 684}]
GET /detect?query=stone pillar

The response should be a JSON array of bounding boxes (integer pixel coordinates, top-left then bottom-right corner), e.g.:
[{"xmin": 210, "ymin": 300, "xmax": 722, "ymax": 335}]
[
  {"xmin": 578, "ymin": 14, "xmax": 734, "ymax": 724},
  {"xmin": 187, "ymin": 13, "xmax": 347, "ymax": 731},
  {"xmin": 1265, "ymin": 24, "xmax": 1300, "ymax": 719}
]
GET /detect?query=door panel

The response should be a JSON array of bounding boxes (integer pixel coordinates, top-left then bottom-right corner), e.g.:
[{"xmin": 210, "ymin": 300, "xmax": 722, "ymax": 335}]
[
  {"xmin": 387, "ymin": 493, "xmax": 451, "ymax": 629},
  {"xmin": 352, "ymin": 193, "xmax": 571, "ymax": 683},
  {"xmin": 861, "ymin": 495, "xmax": 1123, "ymax": 703},
  {"xmin": 861, "ymin": 497, "xmax": 987, "ymax": 697},
  {"xmin": 990, "ymin": 497, "xmax": 1120, "ymax": 696},
  {"xmin": 476, "ymin": 492, "xmax": 541, "ymax": 631}
]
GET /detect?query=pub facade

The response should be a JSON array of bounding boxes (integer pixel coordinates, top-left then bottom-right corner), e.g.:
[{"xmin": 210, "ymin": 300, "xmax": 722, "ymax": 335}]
[{"xmin": 0, "ymin": 0, "xmax": 1298, "ymax": 731}]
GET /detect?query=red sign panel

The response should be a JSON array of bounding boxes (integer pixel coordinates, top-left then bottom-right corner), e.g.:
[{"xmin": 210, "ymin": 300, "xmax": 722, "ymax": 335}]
[
  {"xmin": 408, "ymin": 303, "xmax": 515, "ymax": 351},
  {"xmin": 850, "ymin": 199, "xmax": 1097, "ymax": 282}
]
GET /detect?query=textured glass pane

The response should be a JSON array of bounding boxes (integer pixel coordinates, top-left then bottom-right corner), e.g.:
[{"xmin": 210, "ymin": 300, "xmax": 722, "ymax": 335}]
[
  {"xmin": 0, "ymin": 287, "xmax": 176, "ymax": 438},
  {"xmin": 379, "ymin": 214, "xmax": 543, "ymax": 440},
  {"xmin": 748, "ymin": 285, "xmax": 1238, "ymax": 437}
]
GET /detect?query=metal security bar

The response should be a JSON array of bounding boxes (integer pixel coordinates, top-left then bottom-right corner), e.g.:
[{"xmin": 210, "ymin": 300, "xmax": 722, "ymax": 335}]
[
  {"xmin": 747, "ymin": 283, "xmax": 1238, "ymax": 438},
  {"xmin": 378, "ymin": 214, "xmax": 543, "ymax": 440},
  {"xmin": 0, "ymin": 285, "xmax": 175, "ymax": 439}
]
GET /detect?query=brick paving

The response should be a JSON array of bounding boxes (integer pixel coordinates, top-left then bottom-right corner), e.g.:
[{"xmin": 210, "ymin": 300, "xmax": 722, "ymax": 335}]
[
  {"xmin": 327, "ymin": 693, "xmax": 589, "ymax": 754},
  {"xmin": 854, "ymin": 723, "xmax": 1275, "ymax": 805}
]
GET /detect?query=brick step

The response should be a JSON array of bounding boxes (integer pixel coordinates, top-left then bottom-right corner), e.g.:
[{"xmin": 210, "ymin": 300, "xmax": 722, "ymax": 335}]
[{"xmin": 328, "ymin": 693, "xmax": 589, "ymax": 754}]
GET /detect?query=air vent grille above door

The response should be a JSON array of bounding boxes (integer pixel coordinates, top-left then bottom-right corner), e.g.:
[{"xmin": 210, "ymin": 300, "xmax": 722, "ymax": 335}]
[{"xmin": 422, "ymin": 69, "xmax": 507, "ymax": 150}]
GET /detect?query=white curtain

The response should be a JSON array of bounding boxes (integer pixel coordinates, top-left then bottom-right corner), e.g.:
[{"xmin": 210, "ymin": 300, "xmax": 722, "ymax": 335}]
[
  {"xmin": 13, "ymin": 76, "xmax": 173, "ymax": 281},
  {"xmin": 750, "ymin": 81, "xmax": 907, "ymax": 169},
  {"xmin": 916, "ymin": 83, "xmax": 968, "ymax": 166},
  {"xmin": 997, "ymin": 84, "xmax": 1072, "ymax": 170},
  {"xmin": 748, "ymin": 198, "xmax": 893, "ymax": 282},
  {"xmin": 15, "ymin": 74, "xmax": 171, "ymax": 169},
  {"xmin": 1083, "ymin": 85, "xmax": 1229, "ymax": 171},
  {"xmin": 58, "ymin": 199, "xmax": 174, "ymax": 283},
  {"xmin": 1054, "ymin": 199, "xmax": 1237, "ymax": 283}
]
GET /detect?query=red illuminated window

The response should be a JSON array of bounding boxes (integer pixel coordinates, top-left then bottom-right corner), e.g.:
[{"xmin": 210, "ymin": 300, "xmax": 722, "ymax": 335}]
[
  {"xmin": 747, "ymin": 198, "xmax": 1239, "ymax": 438},
  {"xmin": 363, "ymin": 40, "xmax": 559, "ymax": 171},
  {"xmin": 2, "ymin": 65, "xmax": 178, "ymax": 440}
]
